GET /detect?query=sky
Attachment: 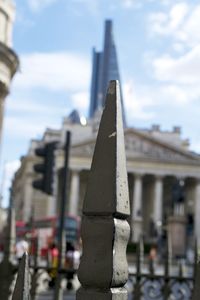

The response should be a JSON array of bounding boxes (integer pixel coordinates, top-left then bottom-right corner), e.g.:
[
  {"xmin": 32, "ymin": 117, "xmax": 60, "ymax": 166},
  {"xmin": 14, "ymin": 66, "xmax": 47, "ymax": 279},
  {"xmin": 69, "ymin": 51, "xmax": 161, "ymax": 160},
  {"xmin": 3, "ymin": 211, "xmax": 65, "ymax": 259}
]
[{"xmin": 1, "ymin": 0, "xmax": 200, "ymax": 206}]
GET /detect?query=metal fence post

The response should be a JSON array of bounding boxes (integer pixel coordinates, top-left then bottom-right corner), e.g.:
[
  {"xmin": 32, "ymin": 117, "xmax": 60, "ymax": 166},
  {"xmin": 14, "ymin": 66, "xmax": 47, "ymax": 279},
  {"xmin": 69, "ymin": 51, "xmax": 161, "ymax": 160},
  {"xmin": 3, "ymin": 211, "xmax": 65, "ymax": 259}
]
[
  {"xmin": 12, "ymin": 252, "xmax": 30, "ymax": 300},
  {"xmin": 192, "ymin": 239, "xmax": 200, "ymax": 300},
  {"xmin": 163, "ymin": 234, "xmax": 171, "ymax": 300},
  {"xmin": 54, "ymin": 131, "xmax": 71, "ymax": 300},
  {"xmin": 30, "ymin": 237, "xmax": 39, "ymax": 300},
  {"xmin": 77, "ymin": 80, "xmax": 130, "ymax": 299},
  {"xmin": 133, "ymin": 236, "xmax": 143, "ymax": 300}
]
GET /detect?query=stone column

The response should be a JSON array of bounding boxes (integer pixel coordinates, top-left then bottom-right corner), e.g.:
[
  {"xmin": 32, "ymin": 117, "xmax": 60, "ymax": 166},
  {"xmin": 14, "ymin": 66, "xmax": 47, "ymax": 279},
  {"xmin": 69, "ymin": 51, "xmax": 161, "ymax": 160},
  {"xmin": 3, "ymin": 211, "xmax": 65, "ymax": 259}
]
[
  {"xmin": 153, "ymin": 175, "xmax": 163, "ymax": 229},
  {"xmin": 132, "ymin": 174, "xmax": 143, "ymax": 242},
  {"xmin": 195, "ymin": 178, "xmax": 200, "ymax": 245},
  {"xmin": 69, "ymin": 169, "xmax": 80, "ymax": 216}
]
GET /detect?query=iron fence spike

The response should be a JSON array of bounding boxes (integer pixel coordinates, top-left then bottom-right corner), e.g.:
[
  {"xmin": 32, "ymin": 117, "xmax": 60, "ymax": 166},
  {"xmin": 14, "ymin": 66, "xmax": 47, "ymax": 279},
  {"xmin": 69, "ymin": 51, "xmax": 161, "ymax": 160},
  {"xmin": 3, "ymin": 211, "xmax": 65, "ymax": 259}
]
[
  {"xmin": 12, "ymin": 252, "xmax": 30, "ymax": 300},
  {"xmin": 30, "ymin": 238, "xmax": 39, "ymax": 300},
  {"xmin": 178, "ymin": 261, "xmax": 183, "ymax": 278},
  {"xmin": 77, "ymin": 80, "xmax": 130, "ymax": 299}
]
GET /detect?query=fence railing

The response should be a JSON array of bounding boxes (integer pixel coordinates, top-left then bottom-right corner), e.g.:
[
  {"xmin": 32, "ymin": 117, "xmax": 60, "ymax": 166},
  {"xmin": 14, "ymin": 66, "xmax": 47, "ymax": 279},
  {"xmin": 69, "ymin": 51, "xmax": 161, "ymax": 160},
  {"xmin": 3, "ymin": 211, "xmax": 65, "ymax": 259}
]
[
  {"xmin": 128, "ymin": 236, "xmax": 196, "ymax": 300},
  {"xmin": 0, "ymin": 80, "xmax": 199, "ymax": 299}
]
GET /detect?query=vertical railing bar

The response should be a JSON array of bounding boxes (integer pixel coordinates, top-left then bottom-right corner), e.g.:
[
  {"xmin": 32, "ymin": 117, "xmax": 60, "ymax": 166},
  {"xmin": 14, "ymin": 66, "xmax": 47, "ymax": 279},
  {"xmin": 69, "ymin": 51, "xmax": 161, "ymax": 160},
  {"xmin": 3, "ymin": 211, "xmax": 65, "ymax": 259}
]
[
  {"xmin": 54, "ymin": 131, "xmax": 71, "ymax": 300},
  {"xmin": 163, "ymin": 233, "xmax": 171, "ymax": 300},
  {"xmin": 12, "ymin": 252, "xmax": 30, "ymax": 300},
  {"xmin": 191, "ymin": 237, "xmax": 200, "ymax": 300},
  {"xmin": 134, "ymin": 235, "xmax": 143, "ymax": 300},
  {"xmin": 30, "ymin": 237, "xmax": 39, "ymax": 300}
]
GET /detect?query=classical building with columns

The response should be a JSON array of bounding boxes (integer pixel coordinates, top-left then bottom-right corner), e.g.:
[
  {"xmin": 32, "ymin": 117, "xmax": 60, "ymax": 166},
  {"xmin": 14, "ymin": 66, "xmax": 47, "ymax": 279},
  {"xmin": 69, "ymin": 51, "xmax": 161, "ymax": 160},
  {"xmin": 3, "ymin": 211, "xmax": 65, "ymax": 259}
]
[
  {"xmin": 12, "ymin": 111, "xmax": 200, "ymax": 247},
  {"xmin": 0, "ymin": 0, "xmax": 19, "ymax": 144},
  {"xmin": 10, "ymin": 18, "xmax": 200, "ymax": 250}
]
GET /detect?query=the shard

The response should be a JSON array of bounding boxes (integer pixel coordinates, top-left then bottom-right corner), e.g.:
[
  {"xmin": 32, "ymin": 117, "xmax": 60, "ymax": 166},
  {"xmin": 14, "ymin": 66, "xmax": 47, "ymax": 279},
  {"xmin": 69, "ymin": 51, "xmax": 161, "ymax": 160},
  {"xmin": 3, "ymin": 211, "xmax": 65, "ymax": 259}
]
[{"xmin": 89, "ymin": 20, "xmax": 126, "ymax": 125}]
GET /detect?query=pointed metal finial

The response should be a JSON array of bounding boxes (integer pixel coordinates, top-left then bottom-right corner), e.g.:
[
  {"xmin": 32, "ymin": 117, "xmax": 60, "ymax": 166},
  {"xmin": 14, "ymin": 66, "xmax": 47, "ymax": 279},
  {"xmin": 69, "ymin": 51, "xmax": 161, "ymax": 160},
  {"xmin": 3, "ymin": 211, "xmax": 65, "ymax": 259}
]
[
  {"xmin": 83, "ymin": 80, "xmax": 130, "ymax": 217},
  {"xmin": 163, "ymin": 232, "xmax": 171, "ymax": 300},
  {"xmin": 136, "ymin": 235, "xmax": 144, "ymax": 276},
  {"xmin": 194, "ymin": 238, "xmax": 198, "ymax": 276},
  {"xmin": 134, "ymin": 235, "xmax": 143, "ymax": 299},
  {"xmin": 165, "ymin": 233, "xmax": 171, "ymax": 278},
  {"xmin": 178, "ymin": 261, "xmax": 183, "ymax": 278},
  {"xmin": 77, "ymin": 80, "xmax": 130, "ymax": 299},
  {"xmin": 192, "ymin": 261, "xmax": 200, "ymax": 300},
  {"xmin": 30, "ymin": 238, "xmax": 39, "ymax": 300},
  {"xmin": 12, "ymin": 252, "xmax": 30, "ymax": 300}
]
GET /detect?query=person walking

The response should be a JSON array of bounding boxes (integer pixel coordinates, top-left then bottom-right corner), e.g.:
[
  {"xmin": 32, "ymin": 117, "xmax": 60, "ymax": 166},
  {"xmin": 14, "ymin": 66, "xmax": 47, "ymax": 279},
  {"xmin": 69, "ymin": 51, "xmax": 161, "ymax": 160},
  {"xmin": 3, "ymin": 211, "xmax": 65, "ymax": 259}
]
[{"xmin": 15, "ymin": 238, "xmax": 29, "ymax": 263}]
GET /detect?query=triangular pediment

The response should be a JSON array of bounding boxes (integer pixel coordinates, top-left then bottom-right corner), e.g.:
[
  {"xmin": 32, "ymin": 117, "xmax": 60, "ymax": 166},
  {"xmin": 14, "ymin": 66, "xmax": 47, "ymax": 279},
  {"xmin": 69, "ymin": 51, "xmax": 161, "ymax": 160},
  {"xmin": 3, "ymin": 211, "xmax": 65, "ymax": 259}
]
[{"xmin": 71, "ymin": 128, "xmax": 200, "ymax": 165}]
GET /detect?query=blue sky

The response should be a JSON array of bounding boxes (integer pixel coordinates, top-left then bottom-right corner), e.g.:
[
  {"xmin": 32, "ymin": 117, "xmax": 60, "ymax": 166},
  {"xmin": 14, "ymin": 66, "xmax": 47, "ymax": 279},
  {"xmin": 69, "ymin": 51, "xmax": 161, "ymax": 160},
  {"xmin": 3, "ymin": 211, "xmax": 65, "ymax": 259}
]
[{"xmin": 1, "ymin": 0, "xmax": 200, "ymax": 206}]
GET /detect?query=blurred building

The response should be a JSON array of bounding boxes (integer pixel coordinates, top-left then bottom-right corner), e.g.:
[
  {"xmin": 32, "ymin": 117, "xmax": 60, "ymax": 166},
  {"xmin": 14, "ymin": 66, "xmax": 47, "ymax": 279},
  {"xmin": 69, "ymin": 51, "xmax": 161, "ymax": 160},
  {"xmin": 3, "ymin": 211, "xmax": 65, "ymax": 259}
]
[
  {"xmin": 11, "ymin": 18, "xmax": 200, "ymax": 251},
  {"xmin": 89, "ymin": 20, "xmax": 126, "ymax": 124},
  {"xmin": 12, "ymin": 111, "xmax": 200, "ymax": 247},
  {"xmin": 0, "ymin": 0, "xmax": 19, "ymax": 144}
]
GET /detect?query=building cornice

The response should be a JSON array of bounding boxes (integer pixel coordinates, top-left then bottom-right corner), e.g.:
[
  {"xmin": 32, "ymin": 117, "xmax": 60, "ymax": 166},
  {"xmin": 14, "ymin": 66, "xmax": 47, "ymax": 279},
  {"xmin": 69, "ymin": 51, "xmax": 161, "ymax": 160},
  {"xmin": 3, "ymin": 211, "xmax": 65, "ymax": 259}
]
[
  {"xmin": 125, "ymin": 128, "xmax": 199, "ymax": 161},
  {"xmin": 0, "ymin": 41, "xmax": 19, "ymax": 78}
]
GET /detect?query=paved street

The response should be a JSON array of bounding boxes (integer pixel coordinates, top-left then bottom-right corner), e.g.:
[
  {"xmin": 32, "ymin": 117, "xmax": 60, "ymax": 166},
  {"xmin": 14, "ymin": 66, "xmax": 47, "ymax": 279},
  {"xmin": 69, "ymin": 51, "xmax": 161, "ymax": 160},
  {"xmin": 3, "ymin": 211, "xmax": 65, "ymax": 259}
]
[
  {"xmin": 37, "ymin": 291, "xmax": 133, "ymax": 300},
  {"xmin": 37, "ymin": 291, "xmax": 75, "ymax": 300}
]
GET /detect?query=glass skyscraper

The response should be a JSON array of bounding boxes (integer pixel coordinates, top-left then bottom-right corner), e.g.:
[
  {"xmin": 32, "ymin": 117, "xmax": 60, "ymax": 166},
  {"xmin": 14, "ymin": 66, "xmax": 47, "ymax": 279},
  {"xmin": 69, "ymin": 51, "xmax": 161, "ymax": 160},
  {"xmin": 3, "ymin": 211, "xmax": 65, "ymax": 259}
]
[{"xmin": 89, "ymin": 20, "xmax": 126, "ymax": 125}]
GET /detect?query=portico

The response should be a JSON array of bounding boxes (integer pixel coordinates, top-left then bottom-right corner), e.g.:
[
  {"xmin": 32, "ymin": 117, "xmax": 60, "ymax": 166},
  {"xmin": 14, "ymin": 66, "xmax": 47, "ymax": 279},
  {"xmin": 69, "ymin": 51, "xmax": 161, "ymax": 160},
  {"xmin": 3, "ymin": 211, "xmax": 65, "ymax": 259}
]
[{"xmin": 63, "ymin": 128, "xmax": 200, "ymax": 246}]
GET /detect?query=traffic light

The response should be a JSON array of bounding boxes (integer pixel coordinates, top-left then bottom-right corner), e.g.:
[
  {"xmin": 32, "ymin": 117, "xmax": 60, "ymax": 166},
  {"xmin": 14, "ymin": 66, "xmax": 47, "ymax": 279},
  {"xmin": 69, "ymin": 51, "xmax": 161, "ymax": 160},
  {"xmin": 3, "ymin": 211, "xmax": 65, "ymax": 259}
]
[{"xmin": 32, "ymin": 142, "xmax": 57, "ymax": 195}]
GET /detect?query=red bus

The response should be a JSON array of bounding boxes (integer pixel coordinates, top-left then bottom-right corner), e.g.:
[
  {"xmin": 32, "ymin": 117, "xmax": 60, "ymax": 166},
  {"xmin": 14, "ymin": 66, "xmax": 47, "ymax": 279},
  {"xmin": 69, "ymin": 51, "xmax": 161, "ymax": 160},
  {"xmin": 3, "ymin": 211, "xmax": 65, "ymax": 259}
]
[
  {"xmin": 16, "ymin": 215, "xmax": 80, "ymax": 257},
  {"xmin": 16, "ymin": 220, "xmax": 32, "ymax": 237}
]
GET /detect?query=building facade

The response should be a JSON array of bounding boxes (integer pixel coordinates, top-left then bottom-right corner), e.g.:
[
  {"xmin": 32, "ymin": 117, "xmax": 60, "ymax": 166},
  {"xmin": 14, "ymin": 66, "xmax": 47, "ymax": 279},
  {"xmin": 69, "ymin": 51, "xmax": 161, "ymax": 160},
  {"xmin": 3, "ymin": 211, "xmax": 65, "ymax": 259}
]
[
  {"xmin": 0, "ymin": 0, "xmax": 19, "ymax": 144},
  {"xmin": 12, "ymin": 114, "xmax": 200, "ymax": 249},
  {"xmin": 10, "ymin": 15, "xmax": 200, "ymax": 252},
  {"xmin": 89, "ymin": 20, "xmax": 125, "ymax": 124}
]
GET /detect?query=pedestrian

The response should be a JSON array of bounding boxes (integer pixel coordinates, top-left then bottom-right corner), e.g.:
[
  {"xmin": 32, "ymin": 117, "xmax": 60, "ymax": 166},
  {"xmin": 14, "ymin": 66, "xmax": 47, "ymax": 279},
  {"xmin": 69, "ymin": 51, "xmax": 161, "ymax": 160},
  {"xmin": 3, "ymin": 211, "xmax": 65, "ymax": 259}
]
[
  {"xmin": 48, "ymin": 242, "xmax": 59, "ymax": 288},
  {"xmin": 15, "ymin": 237, "xmax": 29, "ymax": 264},
  {"xmin": 65, "ymin": 242, "xmax": 75, "ymax": 290}
]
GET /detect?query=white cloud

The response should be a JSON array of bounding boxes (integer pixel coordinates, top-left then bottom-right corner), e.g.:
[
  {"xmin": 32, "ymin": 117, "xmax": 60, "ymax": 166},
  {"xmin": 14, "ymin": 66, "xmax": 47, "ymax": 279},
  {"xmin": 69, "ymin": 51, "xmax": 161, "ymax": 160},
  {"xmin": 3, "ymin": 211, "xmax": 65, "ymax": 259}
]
[
  {"xmin": 70, "ymin": 91, "xmax": 89, "ymax": 113},
  {"xmin": 149, "ymin": 3, "xmax": 189, "ymax": 36},
  {"xmin": 28, "ymin": 0, "xmax": 57, "ymax": 12},
  {"xmin": 149, "ymin": 3, "xmax": 200, "ymax": 48},
  {"xmin": 123, "ymin": 78, "xmax": 200, "ymax": 122},
  {"xmin": 122, "ymin": 0, "xmax": 135, "ymax": 8},
  {"xmin": 121, "ymin": 0, "xmax": 143, "ymax": 9},
  {"xmin": 14, "ymin": 52, "xmax": 90, "ymax": 92},
  {"xmin": 4, "ymin": 115, "xmax": 60, "ymax": 139},
  {"xmin": 172, "ymin": 43, "xmax": 186, "ymax": 53},
  {"xmin": 152, "ymin": 45, "xmax": 200, "ymax": 84},
  {"xmin": 121, "ymin": 0, "xmax": 175, "ymax": 9},
  {"xmin": 70, "ymin": 0, "xmax": 99, "ymax": 15},
  {"xmin": 160, "ymin": 84, "xmax": 188, "ymax": 104},
  {"xmin": 123, "ymin": 80, "xmax": 155, "ymax": 121},
  {"xmin": 6, "ymin": 96, "xmax": 67, "ymax": 115},
  {"xmin": 169, "ymin": 3, "xmax": 188, "ymax": 30}
]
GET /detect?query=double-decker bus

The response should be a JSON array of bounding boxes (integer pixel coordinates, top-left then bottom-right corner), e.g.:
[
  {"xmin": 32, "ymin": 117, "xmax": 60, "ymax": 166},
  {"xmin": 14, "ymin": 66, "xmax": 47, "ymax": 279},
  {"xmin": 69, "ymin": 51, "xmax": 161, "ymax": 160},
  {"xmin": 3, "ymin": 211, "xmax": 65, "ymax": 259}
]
[{"xmin": 16, "ymin": 215, "xmax": 80, "ymax": 257}]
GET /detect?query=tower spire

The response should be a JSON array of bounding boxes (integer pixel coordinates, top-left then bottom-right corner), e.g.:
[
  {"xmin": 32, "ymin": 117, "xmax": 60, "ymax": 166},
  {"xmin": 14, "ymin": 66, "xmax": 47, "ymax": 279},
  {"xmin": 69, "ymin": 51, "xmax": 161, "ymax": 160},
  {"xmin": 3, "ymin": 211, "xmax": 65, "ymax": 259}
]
[{"xmin": 89, "ymin": 20, "xmax": 126, "ymax": 125}]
